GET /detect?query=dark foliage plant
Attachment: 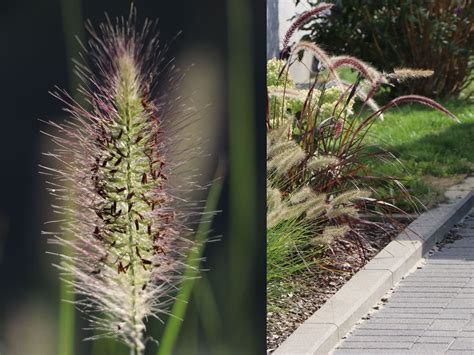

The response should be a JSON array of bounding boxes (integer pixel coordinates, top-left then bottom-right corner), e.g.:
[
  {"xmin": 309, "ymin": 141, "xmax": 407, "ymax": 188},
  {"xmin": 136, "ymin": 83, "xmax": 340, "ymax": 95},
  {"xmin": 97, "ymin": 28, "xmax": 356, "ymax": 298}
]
[{"xmin": 298, "ymin": 0, "xmax": 474, "ymax": 98}]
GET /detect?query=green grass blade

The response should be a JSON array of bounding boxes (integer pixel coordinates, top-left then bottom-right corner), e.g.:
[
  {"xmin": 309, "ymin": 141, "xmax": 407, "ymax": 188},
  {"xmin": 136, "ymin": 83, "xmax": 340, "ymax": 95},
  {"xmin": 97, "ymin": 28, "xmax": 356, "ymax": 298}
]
[
  {"xmin": 57, "ymin": 0, "xmax": 85, "ymax": 354},
  {"xmin": 227, "ymin": 0, "xmax": 259, "ymax": 351},
  {"xmin": 59, "ymin": 0, "xmax": 86, "ymax": 97},
  {"xmin": 58, "ymin": 260, "xmax": 75, "ymax": 355},
  {"xmin": 157, "ymin": 176, "xmax": 223, "ymax": 355},
  {"xmin": 192, "ymin": 273, "xmax": 222, "ymax": 342}
]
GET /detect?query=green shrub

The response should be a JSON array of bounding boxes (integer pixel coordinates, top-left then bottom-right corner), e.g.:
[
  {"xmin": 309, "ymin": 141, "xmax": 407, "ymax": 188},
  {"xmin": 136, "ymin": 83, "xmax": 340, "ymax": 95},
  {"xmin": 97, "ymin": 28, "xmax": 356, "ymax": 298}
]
[{"xmin": 299, "ymin": 0, "xmax": 473, "ymax": 98}]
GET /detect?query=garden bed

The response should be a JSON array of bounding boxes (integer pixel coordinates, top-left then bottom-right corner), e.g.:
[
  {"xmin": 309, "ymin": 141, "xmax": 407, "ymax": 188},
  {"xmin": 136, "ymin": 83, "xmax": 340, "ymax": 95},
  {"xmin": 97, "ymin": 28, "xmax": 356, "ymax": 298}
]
[
  {"xmin": 266, "ymin": 221, "xmax": 402, "ymax": 352},
  {"xmin": 268, "ymin": 187, "xmax": 474, "ymax": 354}
]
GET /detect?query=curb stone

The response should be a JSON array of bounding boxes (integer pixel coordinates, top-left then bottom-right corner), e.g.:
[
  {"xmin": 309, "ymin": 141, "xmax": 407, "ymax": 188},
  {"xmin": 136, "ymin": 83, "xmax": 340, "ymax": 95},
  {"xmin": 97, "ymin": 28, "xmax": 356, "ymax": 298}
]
[{"xmin": 273, "ymin": 191, "xmax": 474, "ymax": 355}]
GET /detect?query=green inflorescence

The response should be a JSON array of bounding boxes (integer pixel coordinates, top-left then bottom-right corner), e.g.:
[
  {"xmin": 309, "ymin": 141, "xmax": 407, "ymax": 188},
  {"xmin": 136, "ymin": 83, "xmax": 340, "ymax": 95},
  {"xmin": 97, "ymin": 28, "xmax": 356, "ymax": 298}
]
[{"xmin": 90, "ymin": 53, "xmax": 170, "ymax": 353}]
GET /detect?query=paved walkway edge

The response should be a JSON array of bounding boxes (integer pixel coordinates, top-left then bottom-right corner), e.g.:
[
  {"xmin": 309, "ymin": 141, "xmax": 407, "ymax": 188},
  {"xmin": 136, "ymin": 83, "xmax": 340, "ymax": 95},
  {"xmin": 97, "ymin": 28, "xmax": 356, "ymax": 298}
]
[{"xmin": 274, "ymin": 191, "xmax": 474, "ymax": 355}]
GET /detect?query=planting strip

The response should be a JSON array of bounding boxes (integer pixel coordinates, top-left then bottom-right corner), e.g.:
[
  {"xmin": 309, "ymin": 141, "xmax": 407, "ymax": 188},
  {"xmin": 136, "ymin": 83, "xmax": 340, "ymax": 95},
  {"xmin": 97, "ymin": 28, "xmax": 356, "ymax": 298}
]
[{"xmin": 273, "ymin": 191, "xmax": 474, "ymax": 355}]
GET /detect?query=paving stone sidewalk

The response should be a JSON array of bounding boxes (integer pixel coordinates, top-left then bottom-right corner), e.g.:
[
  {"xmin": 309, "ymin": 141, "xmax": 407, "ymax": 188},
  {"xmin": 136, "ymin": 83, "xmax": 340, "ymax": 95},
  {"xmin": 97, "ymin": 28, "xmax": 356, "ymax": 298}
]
[{"xmin": 332, "ymin": 208, "xmax": 474, "ymax": 354}]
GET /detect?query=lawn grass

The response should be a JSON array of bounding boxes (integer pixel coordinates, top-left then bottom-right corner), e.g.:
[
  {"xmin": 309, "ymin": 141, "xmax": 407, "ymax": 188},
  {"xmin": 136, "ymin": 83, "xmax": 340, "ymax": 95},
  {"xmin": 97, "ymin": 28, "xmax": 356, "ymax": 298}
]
[{"xmin": 367, "ymin": 99, "xmax": 474, "ymax": 210}]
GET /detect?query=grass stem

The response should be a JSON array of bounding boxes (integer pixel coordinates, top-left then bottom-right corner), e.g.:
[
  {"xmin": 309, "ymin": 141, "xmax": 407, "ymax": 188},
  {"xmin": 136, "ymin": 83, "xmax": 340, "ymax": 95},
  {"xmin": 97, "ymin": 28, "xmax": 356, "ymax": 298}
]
[{"xmin": 57, "ymin": 0, "xmax": 84, "ymax": 353}]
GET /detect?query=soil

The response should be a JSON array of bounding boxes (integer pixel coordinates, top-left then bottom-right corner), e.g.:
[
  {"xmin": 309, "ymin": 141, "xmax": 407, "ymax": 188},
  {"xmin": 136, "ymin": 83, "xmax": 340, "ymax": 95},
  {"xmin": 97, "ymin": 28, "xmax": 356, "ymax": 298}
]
[{"xmin": 266, "ymin": 221, "xmax": 403, "ymax": 353}]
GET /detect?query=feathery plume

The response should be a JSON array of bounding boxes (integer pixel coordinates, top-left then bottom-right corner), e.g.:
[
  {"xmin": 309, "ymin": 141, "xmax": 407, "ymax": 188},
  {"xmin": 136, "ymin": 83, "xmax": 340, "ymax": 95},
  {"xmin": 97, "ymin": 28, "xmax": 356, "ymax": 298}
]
[
  {"xmin": 267, "ymin": 126, "xmax": 307, "ymax": 176},
  {"xmin": 41, "ymin": 8, "xmax": 205, "ymax": 354},
  {"xmin": 339, "ymin": 80, "xmax": 383, "ymax": 119},
  {"xmin": 326, "ymin": 206, "xmax": 358, "ymax": 219},
  {"xmin": 289, "ymin": 187, "xmax": 321, "ymax": 205},
  {"xmin": 306, "ymin": 155, "xmax": 339, "ymax": 171},
  {"xmin": 382, "ymin": 95, "xmax": 460, "ymax": 123},
  {"xmin": 331, "ymin": 55, "xmax": 384, "ymax": 84},
  {"xmin": 330, "ymin": 189, "xmax": 371, "ymax": 206},
  {"xmin": 293, "ymin": 41, "xmax": 341, "ymax": 85},
  {"xmin": 281, "ymin": 3, "xmax": 334, "ymax": 56},
  {"xmin": 267, "ymin": 186, "xmax": 327, "ymax": 228},
  {"xmin": 315, "ymin": 225, "xmax": 350, "ymax": 244},
  {"xmin": 387, "ymin": 68, "xmax": 434, "ymax": 82},
  {"xmin": 268, "ymin": 146, "xmax": 306, "ymax": 175}
]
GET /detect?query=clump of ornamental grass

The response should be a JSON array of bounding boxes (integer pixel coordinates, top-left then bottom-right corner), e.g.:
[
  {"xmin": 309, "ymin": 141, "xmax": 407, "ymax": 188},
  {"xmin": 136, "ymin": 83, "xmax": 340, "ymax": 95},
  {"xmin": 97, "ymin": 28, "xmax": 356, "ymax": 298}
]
[
  {"xmin": 266, "ymin": 5, "xmax": 460, "ymax": 303},
  {"xmin": 266, "ymin": 218, "xmax": 318, "ymax": 310},
  {"xmin": 267, "ymin": 126, "xmax": 371, "ymax": 240},
  {"xmin": 41, "ymin": 9, "xmax": 205, "ymax": 354},
  {"xmin": 266, "ymin": 126, "xmax": 370, "ymax": 307},
  {"xmin": 267, "ymin": 5, "xmax": 461, "ymax": 350},
  {"xmin": 270, "ymin": 6, "xmax": 459, "ymax": 207}
]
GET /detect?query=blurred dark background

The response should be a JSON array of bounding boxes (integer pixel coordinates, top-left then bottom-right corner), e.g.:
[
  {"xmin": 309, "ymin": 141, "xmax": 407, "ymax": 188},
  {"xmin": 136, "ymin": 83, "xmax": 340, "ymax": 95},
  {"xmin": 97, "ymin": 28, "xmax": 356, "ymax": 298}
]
[{"xmin": 0, "ymin": 0, "xmax": 265, "ymax": 354}]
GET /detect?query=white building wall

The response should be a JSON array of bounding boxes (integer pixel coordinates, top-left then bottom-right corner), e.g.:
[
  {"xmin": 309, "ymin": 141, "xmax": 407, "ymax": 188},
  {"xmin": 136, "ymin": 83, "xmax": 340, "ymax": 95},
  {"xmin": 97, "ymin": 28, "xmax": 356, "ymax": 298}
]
[{"xmin": 267, "ymin": 0, "xmax": 314, "ymax": 85}]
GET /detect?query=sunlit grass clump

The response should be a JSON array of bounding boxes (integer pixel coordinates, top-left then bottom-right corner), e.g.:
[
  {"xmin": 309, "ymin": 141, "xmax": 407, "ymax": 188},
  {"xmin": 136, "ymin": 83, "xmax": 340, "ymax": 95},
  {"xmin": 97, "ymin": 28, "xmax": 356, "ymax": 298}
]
[{"xmin": 266, "ymin": 2, "xmax": 460, "ymax": 321}]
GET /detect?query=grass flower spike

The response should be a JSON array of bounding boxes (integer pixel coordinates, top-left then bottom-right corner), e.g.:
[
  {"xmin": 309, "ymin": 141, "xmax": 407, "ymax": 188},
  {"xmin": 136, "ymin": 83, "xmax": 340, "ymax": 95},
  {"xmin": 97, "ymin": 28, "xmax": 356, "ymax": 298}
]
[
  {"xmin": 42, "ymin": 8, "xmax": 202, "ymax": 354},
  {"xmin": 281, "ymin": 3, "xmax": 333, "ymax": 55}
]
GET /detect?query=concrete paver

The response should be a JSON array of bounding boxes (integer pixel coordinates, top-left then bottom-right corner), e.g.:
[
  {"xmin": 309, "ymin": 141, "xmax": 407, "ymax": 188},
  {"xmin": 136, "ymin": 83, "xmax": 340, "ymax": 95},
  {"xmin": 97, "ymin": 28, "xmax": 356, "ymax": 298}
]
[{"xmin": 332, "ymin": 208, "xmax": 474, "ymax": 354}]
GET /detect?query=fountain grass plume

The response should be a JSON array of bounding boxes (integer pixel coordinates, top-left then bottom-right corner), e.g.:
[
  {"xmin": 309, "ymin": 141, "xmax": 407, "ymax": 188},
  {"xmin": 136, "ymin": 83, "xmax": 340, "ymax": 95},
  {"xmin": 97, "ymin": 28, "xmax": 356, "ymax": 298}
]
[
  {"xmin": 331, "ymin": 55, "xmax": 384, "ymax": 84},
  {"xmin": 380, "ymin": 95, "xmax": 460, "ymax": 123},
  {"xmin": 281, "ymin": 3, "xmax": 333, "ymax": 57},
  {"xmin": 293, "ymin": 41, "xmax": 342, "ymax": 85},
  {"xmin": 41, "ymin": 7, "xmax": 206, "ymax": 355},
  {"xmin": 388, "ymin": 68, "xmax": 434, "ymax": 82}
]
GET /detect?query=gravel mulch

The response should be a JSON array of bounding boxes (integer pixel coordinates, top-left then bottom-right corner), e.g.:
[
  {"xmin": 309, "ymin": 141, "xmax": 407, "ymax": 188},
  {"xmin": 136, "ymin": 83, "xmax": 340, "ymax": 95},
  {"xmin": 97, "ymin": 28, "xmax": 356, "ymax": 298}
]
[{"xmin": 266, "ymin": 221, "xmax": 403, "ymax": 353}]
